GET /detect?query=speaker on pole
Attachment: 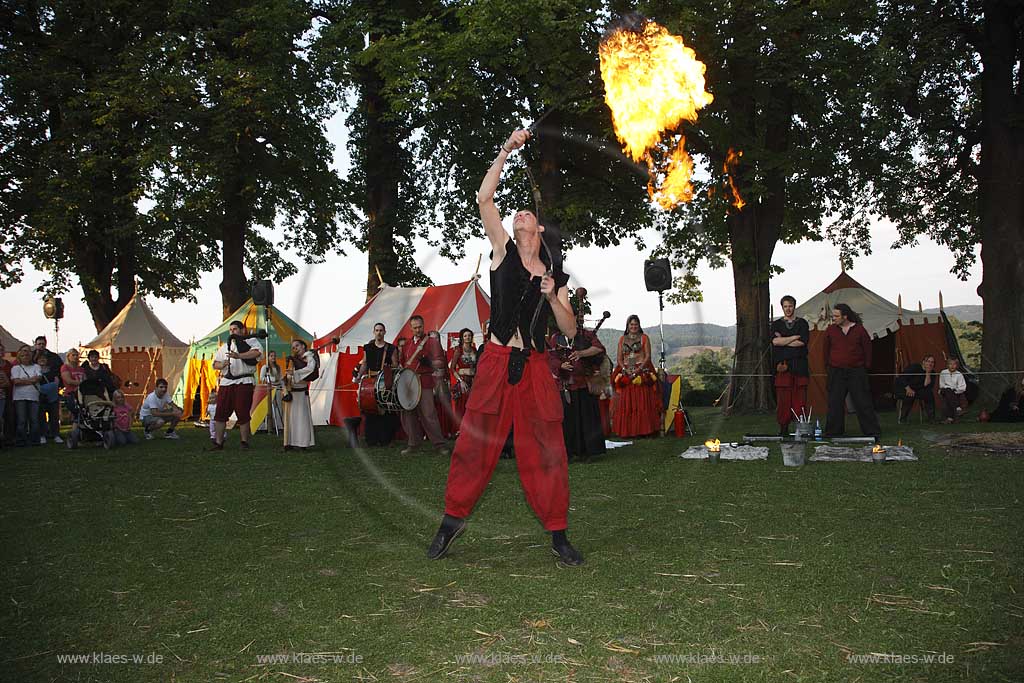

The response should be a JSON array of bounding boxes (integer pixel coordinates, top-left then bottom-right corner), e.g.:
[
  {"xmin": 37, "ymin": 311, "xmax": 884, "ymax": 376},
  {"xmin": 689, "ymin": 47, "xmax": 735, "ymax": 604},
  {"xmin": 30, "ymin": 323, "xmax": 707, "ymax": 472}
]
[
  {"xmin": 644, "ymin": 258, "xmax": 672, "ymax": 292},
  {"xmin": 252, "ymin": 280, "xmax": 275, "ymax": 306},
  {"xmin": 43, "ymin": 296, "xmax": 64, "ymax": 320}
]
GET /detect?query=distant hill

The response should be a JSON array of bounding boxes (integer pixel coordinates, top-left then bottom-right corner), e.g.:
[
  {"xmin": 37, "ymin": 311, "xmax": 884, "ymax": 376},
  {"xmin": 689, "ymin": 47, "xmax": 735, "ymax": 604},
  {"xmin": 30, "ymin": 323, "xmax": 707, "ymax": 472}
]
[
  {"xmin": 596, "ymin": 323, "xmax": 736, "ymax": 360},
  {"xmin": 923, "ymin": 305, "xmax": 982, "ymax": 323}
]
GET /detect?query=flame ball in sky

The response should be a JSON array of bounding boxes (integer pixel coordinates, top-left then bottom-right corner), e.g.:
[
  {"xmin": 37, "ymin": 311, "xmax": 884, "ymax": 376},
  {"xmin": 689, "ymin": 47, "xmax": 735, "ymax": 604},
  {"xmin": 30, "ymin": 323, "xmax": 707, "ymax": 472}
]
[{"xmin": 599, "ymin": 18, "xmax": 713, "ymax": 210}]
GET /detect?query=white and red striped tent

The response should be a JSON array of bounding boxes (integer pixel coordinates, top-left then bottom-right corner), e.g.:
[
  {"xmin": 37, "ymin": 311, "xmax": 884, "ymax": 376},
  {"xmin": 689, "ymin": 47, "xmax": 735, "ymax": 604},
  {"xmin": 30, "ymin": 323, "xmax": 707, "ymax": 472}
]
[{"xmin": 311, "ymin": 279, "xmax": 490, "ymax": 425}]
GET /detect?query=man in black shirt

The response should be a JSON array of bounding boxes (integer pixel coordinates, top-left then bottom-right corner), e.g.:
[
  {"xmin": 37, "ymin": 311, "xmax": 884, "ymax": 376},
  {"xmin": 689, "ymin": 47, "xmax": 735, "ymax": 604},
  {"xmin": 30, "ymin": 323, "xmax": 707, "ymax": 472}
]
[
  {"xmin": 427, "ymin": 128, "xmax": 583, "ymax": 566},
  {"xmin": 771, "ymin": 296, "xmax": 810, "ymax": 435},
  {"xmin": 894, "ymin": 355, "xmax": 937, "ymax": 421}
]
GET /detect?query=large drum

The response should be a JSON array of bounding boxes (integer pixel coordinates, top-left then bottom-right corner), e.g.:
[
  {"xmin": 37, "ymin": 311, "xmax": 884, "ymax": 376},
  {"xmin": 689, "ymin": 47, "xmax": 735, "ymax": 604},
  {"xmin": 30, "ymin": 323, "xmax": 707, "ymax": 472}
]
[
  {"xmin": 394, "ymin": 368, "xmax": 422, "ymax": 411},
  {"xmin": 358, "ymin": 368, "xmax": 403, "ymax": 415},
  {"xmin": 357, "ymin": 374, "xmax": 381, "ymax": 415}
]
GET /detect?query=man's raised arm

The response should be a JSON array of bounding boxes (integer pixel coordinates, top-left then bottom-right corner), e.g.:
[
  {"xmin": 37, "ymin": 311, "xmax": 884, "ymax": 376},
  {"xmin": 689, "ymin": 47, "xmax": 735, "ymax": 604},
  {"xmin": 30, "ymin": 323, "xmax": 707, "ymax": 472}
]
[{"xmin": 477, "ymin": 129, "xmax": 530, "ymax": 257}]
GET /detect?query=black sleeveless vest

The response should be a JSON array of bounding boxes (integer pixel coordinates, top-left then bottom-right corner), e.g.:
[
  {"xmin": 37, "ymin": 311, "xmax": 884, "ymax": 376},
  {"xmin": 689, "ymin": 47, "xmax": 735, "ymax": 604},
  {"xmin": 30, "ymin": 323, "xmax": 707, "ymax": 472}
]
[{"xmin": 488, "ymin": 237, "xmax": 569, "ymax": 352}]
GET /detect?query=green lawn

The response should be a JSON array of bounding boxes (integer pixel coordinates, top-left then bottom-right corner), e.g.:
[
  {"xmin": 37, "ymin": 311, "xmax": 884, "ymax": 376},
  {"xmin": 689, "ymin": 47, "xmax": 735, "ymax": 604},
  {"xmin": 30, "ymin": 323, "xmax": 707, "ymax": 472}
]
[{"xmin": 1, "ymin": 409, "xmax": 1022, "ymax": 682}]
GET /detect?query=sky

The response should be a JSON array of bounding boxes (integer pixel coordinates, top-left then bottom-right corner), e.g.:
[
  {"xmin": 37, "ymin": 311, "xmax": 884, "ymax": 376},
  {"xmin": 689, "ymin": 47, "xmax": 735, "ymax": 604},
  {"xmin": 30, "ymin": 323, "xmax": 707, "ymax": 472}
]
[{"xmin": 3, "ymin": 114, "xmax": 982, "ymax": 352}]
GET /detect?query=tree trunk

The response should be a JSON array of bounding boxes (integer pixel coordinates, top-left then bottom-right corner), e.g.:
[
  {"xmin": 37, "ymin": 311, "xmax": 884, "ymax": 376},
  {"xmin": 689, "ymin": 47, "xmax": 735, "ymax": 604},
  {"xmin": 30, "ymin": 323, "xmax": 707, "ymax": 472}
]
[
  {"xmin": 977, "ymin": 0, "xmax": 1024, "ymax": 404},
  {"xmin": 726, "ymin": 208, "xmax": 777, "ymax": 412},
  {"xmin": 725, "ymin": 67, "xmax": 791, "ymax": 413},
  {"xmin": 359, "ymin": 33, "xmax": 403, "ymax": 301},
  {"xmin": 220, "ymin": 159, "xmax": 253, "ymax": 319}
]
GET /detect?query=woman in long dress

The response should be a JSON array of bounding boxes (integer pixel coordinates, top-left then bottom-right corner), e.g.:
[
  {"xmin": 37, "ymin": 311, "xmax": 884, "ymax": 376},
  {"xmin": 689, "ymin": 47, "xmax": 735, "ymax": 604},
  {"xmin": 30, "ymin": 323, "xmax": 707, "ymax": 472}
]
[
  {"xmin": 283, "ymin": 340, "xmax": 317, "ymax": 450},
  {"xmin": 449, "ymin": 328, "xmax": 478, "ymax": 431},
  {"xmin": 611, "ymin": 315, "xmax": 662, "ymax": 437}
]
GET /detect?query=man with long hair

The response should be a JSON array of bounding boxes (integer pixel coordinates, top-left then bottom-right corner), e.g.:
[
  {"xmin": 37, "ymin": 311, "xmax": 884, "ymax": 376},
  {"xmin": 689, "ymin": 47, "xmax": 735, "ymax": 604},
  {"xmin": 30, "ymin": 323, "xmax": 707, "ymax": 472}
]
[{"xmin": 823, "ymin": 303, "xmax": 881, "ymax": 440}]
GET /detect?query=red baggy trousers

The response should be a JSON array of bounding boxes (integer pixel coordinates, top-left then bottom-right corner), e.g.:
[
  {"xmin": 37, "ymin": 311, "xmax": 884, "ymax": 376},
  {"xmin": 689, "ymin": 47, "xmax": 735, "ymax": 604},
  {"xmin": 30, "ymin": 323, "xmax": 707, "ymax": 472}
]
[
  {"xmin": 775, "ymin": 370, "xmax": 809, "ymax": 428},
  {"xmin": 444, "ymin": 343, "xmax": 570, "ymax": 531}
]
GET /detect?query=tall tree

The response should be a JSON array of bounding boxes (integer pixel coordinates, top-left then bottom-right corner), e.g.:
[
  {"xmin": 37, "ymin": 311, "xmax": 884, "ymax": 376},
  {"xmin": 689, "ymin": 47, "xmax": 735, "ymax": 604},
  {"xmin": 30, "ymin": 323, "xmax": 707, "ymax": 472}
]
[
  {"xmin": 0, "ymin": 0, "xmax": 182, "ymax": 331},
  {"xmin": 873, "ymin": 0, "xmax": 1023, "ymax": 403},
  {"xmin": 637, "ymin": 0, "xmax": 883, "ymax": 411},
  {"xmin": 151, "ymin": 0, "xmax": 345, "ymax": 317},
  {"xmin": 318, "ymin": 0, "xmax": 443, "ymax": 298},
  {"xmin": 360, "ymin": 0, "xmax": 670, "ymax": 285}
]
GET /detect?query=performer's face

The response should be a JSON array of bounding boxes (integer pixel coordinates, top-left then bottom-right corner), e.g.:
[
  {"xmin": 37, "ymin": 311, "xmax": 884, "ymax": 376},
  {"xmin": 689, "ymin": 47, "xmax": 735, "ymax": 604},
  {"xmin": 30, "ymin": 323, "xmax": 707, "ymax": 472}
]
[
  {"xmin": 410, "ymin": 320, "xmax": 424, "ymax": 338},
  {"xmin": 462, "ymin": 331, "xmax": 473, "ymax": 346},
  {"xmin": 831, "ymin": 309, "xmax": 844, "ymax": 325},
  {"xmin": 291, "ymin": 341, "xmax": 304, "ymax": 356},
  {"xmin": 782, "ymin": 300, "xmax": 795, "ymax": 318},
  {"xmin": 230, "ymin": 323, "xmax": 245, "ymax": 336},
  {"xmin": 373, "ymin": 325, "xmax": 386, "ymax": 341},
  {"xmin": 512, "ymin": 210, "xmax": 543, "ymax": 237},
  {"xmin": 628, "ymin": 319, "xmax": 640, "ymax": 334}
]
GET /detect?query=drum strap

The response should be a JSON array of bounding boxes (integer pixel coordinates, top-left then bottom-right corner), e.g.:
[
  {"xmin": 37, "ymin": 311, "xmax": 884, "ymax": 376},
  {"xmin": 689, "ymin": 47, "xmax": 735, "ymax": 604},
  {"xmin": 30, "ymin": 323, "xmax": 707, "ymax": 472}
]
[{"xmin": 404, "ymin": 336, "xmax": 431, "ymax": 370}]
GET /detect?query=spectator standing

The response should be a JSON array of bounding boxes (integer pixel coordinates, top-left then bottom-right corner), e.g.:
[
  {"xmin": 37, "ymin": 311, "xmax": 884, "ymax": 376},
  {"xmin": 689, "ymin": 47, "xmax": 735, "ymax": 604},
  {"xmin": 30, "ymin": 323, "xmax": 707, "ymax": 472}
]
[
  {"xmin": 0, "ymin": 343, "xmax": 11, "ymax": 446},
  {"xmin": 35, "ymin": 354, "xmax": 62, "ymax": 443},
  {"xmin": 822, "ymin": 304, "xmax": 881, "ymax": 440},
  {"xmin": 10, "ymin": 346, "xmax": 42, "ymax": 447}
]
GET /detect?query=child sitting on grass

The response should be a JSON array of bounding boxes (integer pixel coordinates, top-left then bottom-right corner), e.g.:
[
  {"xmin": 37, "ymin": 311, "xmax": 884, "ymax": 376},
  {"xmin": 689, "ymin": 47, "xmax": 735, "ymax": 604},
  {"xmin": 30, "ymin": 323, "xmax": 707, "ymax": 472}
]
[{"xmin": 111, "ymin": 390, "xmax": 138, "ymax": 447}]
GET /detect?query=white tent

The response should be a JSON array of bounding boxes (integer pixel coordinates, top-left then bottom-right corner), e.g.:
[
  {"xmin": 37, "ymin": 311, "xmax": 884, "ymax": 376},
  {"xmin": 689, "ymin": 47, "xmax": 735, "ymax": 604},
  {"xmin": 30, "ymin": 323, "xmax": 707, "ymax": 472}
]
[{"xmin": 81, "ymin": 293, "xmax": 189, "ymax": 401}]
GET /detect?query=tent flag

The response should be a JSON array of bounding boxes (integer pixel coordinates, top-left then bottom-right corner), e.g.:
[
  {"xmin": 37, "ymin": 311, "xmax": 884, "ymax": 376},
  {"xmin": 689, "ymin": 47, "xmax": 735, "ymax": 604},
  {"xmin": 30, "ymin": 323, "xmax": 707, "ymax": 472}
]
[{"xmin": 663, "ymin": 374, "xmax": 682, "ymax": 433}]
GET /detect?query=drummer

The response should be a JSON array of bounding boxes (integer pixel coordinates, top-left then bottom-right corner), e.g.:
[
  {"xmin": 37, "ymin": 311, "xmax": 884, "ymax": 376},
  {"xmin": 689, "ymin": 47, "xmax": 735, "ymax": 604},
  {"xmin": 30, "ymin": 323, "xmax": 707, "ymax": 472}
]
[
  {"xmin": 357, "ymin": 323, "xmax": 400, "ymax": 447},
  {"xmin": 399, "ymin": 315, "xmax": 449, "ymax": 455}
]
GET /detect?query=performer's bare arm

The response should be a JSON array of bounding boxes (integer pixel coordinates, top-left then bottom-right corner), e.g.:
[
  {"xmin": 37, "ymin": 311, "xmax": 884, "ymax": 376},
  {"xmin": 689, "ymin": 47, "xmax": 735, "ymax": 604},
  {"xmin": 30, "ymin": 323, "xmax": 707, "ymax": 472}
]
[{"xmin": 478, "ymin": 130, "xmax": 530, "ymax": 261}]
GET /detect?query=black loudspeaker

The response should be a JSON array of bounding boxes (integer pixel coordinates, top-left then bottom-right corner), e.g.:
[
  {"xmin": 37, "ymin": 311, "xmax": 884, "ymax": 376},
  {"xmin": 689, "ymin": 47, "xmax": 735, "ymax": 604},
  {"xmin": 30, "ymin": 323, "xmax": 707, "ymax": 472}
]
[
  {"xmin": 644, "ymin": 258, "xmax": 672, "ymax": 292},
  {"xmin": 43, "ymin": 296, "xmax": 64, "ymax": 320},
  {"xmin": 252, "ymin": 280, "xmax": 274, "ymax": 306}
]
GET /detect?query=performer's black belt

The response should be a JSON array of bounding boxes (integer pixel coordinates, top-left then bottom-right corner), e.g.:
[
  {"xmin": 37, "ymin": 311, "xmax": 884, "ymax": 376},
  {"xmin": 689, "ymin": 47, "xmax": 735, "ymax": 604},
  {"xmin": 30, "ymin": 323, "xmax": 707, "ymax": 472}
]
[
  {"xmin": 290, "ymin": 387, "xmax": 307, "ymax": 394},
  {"xmin": 508, "ymin": 348, "xmax": 534, "ymax": 386}
]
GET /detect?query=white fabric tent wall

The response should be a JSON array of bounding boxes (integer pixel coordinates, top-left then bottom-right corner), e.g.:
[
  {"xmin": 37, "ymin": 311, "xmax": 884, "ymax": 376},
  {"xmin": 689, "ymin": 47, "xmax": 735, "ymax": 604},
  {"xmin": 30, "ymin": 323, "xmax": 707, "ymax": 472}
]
[{"xmin": 310, "ymin": 351, "xmax": 339, "ymax": 425}]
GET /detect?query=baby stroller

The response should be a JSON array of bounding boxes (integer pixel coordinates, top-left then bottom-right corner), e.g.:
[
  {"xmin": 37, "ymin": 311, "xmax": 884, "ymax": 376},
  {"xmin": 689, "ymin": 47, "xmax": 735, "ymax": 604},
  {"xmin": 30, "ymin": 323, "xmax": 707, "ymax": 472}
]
[{"xmin": 65, "ymin": 390, "xmax": 115, "ymax": 449}]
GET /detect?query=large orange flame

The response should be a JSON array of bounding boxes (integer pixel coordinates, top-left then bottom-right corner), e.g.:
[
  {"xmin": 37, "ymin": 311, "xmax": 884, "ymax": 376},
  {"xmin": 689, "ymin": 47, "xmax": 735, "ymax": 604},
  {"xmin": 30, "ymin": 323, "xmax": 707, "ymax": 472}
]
[
  {"xmin": 599, "ymin": 19, "xmax": 713, "ymax": 210},
  {"xmin": 704, "ymin": 438, "xmax": 721, "ymax": 452},
  {"xmin": 723, "ymin": 147, "xmax": 745, "ymax": 211}
]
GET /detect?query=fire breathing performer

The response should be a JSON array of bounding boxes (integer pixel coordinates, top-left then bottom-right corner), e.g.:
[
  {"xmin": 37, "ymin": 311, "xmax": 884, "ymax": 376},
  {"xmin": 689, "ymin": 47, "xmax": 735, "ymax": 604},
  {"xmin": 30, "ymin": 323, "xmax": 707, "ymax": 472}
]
[{"xmin": 426, "ymin": 129, "xmax": 583, "ymax": 566}]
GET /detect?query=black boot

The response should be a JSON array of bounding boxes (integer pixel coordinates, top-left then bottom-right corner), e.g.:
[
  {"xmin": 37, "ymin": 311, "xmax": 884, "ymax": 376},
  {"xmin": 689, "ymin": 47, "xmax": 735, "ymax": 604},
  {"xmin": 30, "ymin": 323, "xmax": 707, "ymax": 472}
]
[
  {"xmin": 551, "ymin": 530, "xmax": 584, "ymax": 566},
  {"xmin": 426, "ymin": 515, "xmax": 466, "ymax": 560}
]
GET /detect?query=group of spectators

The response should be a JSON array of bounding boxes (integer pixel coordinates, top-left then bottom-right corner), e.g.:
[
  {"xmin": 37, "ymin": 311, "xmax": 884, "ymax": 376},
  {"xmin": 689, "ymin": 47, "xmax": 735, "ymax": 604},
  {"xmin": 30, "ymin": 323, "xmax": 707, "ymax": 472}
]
[
  {"xmin": 0, "ymin": 336, "xmax": 183, "ymax": 449},
  {"xmin": 772, "ymin": 297, "xmax": 1021, "ymax": 438}
]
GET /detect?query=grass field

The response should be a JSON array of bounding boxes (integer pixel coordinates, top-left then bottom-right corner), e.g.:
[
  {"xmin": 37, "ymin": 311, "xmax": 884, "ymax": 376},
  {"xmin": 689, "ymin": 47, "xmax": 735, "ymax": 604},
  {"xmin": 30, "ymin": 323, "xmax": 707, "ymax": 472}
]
[{"xmin": 1, "ymin": 408, "xmax": 1022, "ymax": 682}]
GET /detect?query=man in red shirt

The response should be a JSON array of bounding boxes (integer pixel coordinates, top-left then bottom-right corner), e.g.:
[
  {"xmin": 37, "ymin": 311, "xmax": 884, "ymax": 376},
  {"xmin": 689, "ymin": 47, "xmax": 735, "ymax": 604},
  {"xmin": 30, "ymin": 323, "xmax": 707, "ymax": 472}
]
[
  {"xmin": 822, "ymin": 304, "xmax": 881, "ymax": 440},
  {"xmin": 399, "ymin": 315, "xmax": 449, "ymax": 455}
]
